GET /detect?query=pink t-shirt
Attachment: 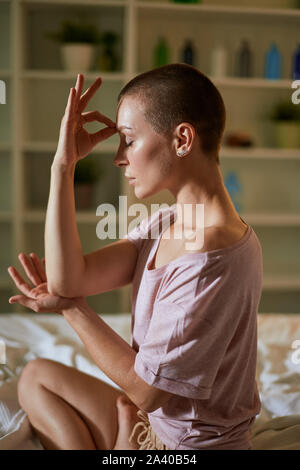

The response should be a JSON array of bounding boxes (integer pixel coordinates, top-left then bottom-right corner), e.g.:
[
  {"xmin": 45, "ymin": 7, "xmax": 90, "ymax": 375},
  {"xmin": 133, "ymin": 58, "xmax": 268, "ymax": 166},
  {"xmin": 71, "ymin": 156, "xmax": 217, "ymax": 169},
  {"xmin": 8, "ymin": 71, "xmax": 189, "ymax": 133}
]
[{"xmin": 125, "ymin": 204, "xmax": 262, "ymax": 450}]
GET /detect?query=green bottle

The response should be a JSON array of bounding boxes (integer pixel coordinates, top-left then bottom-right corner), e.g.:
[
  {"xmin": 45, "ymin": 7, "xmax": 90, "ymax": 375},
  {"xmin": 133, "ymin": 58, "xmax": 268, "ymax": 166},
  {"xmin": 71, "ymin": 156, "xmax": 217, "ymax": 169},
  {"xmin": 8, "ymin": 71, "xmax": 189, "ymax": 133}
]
[{"xmin": 154, "ymin": 37, "xmax": 169, "ymax": 67}]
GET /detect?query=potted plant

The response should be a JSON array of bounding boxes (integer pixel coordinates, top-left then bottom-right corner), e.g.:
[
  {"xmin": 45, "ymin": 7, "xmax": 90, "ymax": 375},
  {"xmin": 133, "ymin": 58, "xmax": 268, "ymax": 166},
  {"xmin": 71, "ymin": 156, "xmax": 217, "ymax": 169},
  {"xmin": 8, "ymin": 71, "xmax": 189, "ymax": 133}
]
[
  {"xmin": 74, "ymin": 158, "xmax": 104, "ymax": 210},
  {"xmin": 46, "ymin": 18, "xmax": 101, "ymax": 72},
  {"xmin": 97, "ymin": 31, "xmax": 120, "ymax": 72},
  {"xmin": 270, "ymin": 100, "xmax": 300, "ymax": 149}
]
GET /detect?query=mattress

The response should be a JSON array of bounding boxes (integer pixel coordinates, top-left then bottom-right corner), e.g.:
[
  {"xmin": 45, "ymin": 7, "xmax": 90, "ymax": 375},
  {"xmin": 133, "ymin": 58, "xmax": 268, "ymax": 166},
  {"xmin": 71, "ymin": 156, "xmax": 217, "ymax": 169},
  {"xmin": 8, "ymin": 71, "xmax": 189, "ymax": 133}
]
[{"xmin": 0, "ymin": 312, "xmax": 299, "ymax": 450}]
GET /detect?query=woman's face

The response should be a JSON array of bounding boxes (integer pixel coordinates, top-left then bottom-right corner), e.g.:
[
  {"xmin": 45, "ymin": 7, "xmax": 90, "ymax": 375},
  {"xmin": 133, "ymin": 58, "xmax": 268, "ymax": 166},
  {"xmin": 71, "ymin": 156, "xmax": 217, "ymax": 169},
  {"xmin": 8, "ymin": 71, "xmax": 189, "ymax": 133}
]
[{"xmin": 114, "ymin": 95, "xmax": 175, "ymax": 199}]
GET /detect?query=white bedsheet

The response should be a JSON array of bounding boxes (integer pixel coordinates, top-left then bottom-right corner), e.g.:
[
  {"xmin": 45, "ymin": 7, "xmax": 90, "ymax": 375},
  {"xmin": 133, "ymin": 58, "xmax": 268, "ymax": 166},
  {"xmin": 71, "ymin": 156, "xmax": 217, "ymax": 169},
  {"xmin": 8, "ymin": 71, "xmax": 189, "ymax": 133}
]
[{"xmin": 0, "ymin": 312, "xmax": 299, "ymax": 450}]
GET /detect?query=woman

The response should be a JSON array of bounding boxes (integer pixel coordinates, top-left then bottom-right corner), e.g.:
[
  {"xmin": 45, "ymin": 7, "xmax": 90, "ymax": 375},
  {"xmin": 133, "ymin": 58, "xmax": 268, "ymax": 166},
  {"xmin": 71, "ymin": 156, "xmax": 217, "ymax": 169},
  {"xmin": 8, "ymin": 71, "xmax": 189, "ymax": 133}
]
[{"xmin": 8, "ymin": 63, "xmax": 262, "ymax": 450}]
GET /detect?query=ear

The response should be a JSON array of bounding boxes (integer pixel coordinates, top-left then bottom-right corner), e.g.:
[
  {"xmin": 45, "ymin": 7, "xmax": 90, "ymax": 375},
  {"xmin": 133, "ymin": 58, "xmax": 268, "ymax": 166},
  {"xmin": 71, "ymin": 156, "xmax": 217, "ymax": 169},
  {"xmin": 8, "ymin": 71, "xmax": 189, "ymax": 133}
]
[{"xmin": 174, "ymin": 122, "xmax": 195, "ymax": 154}]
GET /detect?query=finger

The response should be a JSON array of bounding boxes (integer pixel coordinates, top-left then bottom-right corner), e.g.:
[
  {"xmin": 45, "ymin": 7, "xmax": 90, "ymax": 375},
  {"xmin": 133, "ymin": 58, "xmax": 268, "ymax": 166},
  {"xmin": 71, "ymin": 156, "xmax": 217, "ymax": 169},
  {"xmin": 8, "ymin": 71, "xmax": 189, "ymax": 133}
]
[
  {"xmin": 29, "ymin": 253, "xmax": 47, "ymax": 283},
  {"xmin": 65, "ymin": 87, "xmax": 76, "ymax": 118},
  {"xmin": 7, "ymin": 267, "xmax": 33, "ymax": 297},
  {"xmin": 82, "ymin": 110, "xmax": 116, "ymax": 128},
  {"xmin": 90, "ymin": 126, "xmax": 118, "ymax": 147},
  {"xmin": 75, "ymin": 74, "xmax": 84, "ymax": 109},
  {"xmin": 9, "ymin": 295, "xmax": 39, "ymax": 312},
  {"xmin": 18, "ymin": 253, "xmax": 43, "ymax": 286},
  {"xmin": 79, "ymin": 77, "xmax": 102, "ymax": 113}
]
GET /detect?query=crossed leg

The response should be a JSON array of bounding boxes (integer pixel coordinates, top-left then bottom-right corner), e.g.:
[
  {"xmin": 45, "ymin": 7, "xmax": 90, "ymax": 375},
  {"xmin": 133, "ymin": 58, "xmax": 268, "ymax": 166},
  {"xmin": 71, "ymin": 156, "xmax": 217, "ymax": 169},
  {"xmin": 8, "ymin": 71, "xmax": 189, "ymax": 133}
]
[{"xmin": 17, "ymin": 358, "xmax": 142, "ymax": 450}]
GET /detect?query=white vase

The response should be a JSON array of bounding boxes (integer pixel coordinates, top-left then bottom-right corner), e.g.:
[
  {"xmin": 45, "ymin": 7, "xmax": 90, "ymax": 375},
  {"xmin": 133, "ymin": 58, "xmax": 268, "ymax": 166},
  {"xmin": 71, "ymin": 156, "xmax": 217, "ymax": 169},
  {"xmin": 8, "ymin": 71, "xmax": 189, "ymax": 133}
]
[{"xmin": 60, "ymin": 43, "xmax": 95, "ymax": 72}]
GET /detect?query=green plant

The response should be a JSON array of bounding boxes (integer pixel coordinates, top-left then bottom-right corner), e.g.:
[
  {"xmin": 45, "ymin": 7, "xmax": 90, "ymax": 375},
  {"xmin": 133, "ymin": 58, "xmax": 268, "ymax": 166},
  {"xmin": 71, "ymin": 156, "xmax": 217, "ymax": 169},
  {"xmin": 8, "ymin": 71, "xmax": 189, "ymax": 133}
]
[
  {"xmin": 46, "ymin": 19, "xmax": 101, "ymax": 44},
  {"xmin": 74, "ymin": 158, "xmax": 104, "ymax": 184},
  {"xmin": 100, "ymin": 31, "xmax": 119, "ymax": 48},
  {"xmin": 270, "ymin": 101, "xmax": 300, "ymax": 122}
]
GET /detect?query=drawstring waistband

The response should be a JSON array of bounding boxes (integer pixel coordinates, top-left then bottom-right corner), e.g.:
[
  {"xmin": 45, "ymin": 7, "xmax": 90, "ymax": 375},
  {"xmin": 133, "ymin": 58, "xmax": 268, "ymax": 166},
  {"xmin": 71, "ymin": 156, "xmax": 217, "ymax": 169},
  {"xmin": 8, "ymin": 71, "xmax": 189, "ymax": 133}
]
[{"xmin": 129, "ymin": 410, "xmax": 168, "ymax": 450}]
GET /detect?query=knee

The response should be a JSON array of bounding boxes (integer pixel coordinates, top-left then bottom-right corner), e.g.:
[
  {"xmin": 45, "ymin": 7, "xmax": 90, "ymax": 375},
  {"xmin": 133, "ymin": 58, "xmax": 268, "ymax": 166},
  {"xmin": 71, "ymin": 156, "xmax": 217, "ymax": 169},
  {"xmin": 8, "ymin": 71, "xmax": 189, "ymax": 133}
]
[{"xmin": 17, "ymin": 358, "xmax": 51, "ymax": 410}]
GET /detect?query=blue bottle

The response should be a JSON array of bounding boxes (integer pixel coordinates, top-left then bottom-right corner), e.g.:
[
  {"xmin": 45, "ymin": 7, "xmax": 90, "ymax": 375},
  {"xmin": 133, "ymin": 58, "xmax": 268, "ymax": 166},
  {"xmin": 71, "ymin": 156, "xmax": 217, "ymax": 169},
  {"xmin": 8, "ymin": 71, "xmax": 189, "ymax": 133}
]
[
  {"xmin": 292, "ymin": 43, "xmax": 300, "ymax": 80},
  {"xmin": 181, "ymin": 39, "xmax": 195, "ymax": 66},
  {"xmin": 224, "ymin": 171, "xmax": 242, "ymax": 214},
  {"xmin": 264, "ymin": 43, "xmax": 281, "ymax": 80}
]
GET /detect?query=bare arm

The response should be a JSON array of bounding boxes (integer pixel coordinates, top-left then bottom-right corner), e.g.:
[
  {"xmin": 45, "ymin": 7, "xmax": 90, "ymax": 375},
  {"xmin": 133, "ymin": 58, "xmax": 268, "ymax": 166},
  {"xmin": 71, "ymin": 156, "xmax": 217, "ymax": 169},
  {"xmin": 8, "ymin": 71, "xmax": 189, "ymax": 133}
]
[
  {"xmin": 62, "ymin": 299, "xmax": 174, "ymax": 413},
  {"xmin": 45, "ymin": 74, "xmax": 117, "ymax": 296},
  {"xmin": 8, "ymin": 256, "xmax": 174, "ymax": 414},
  {"xmin": 45, "ymin": 162, "xmax": 84, "ymax": 296}
]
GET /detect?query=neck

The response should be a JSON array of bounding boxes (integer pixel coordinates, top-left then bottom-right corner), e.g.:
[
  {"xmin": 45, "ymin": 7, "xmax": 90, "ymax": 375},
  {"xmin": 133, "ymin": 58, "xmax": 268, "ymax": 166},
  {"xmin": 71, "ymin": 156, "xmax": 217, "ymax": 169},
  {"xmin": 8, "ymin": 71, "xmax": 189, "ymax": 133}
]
[{"xmin": 170, "ymin": 162, "xmax": 239, "ymax": 229}]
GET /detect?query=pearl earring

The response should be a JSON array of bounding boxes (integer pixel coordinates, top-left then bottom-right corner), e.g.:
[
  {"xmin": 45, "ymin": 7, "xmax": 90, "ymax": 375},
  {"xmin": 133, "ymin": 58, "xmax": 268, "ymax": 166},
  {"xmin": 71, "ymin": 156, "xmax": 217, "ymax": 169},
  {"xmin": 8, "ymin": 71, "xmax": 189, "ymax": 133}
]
[{"xmin": 177, "ymin": 149, "xmax": 188, "ymax": 157}]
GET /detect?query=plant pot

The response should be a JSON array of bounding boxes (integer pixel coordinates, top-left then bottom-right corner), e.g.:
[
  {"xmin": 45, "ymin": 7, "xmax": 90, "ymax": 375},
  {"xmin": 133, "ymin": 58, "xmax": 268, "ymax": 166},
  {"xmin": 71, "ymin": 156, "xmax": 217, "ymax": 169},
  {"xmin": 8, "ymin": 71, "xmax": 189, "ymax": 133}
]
[
  {"xmin": 61, "ymin": 43, "xmax": 95, "ymax": 72},
  {"xmin": 274, "ymin": 121, "xmax": 300, "ymax": 148},
  {"xmin": 98, "ymin": 47, "xmax": 118, "ymax": 71},
  {"xmin": 74, "ymin": 183, "xmax": 94, "ymax": 210}
]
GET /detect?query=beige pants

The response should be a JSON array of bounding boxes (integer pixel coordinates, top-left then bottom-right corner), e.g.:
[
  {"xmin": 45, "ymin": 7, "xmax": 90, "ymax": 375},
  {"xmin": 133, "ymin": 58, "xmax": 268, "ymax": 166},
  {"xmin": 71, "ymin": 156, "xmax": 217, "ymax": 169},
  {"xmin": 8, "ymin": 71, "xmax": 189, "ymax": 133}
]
[{"xmin": 129, "ymin": 409, "xmax": 172, "ymax": 450}]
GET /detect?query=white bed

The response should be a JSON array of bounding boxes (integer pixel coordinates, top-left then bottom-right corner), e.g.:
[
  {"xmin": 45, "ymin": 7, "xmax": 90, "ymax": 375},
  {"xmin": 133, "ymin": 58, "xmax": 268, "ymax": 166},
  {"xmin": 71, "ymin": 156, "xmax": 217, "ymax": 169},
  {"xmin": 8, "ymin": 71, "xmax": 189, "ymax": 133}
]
[{"xmin": 0, "ymin": 312, "xmax": 300, "ymax": 450}]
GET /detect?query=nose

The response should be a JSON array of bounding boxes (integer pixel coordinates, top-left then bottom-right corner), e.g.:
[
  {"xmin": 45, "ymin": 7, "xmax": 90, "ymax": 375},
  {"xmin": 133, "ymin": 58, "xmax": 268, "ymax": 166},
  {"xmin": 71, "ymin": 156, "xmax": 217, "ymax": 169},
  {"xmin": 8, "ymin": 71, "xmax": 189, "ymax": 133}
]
[{"xmin": 113, "ymin": 147, "xmax": 129, "ymax": 168}]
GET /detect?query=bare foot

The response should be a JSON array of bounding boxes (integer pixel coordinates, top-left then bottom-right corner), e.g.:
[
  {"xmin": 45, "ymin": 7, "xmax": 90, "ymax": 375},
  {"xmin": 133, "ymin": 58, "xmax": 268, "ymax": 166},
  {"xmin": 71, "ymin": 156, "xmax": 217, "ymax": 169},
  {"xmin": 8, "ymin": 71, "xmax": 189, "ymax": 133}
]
[{"xmin": 113, "ymin": 395, "xmax": 142, "ymax": 450}]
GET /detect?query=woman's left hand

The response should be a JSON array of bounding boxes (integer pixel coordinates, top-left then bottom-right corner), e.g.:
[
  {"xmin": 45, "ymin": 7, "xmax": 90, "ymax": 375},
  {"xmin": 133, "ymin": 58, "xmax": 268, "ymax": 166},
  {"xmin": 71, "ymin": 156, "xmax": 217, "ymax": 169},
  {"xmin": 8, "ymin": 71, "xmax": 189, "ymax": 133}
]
[{"xmin": 7, "ymin": 252, "xmax": 83, "ymax": 314}]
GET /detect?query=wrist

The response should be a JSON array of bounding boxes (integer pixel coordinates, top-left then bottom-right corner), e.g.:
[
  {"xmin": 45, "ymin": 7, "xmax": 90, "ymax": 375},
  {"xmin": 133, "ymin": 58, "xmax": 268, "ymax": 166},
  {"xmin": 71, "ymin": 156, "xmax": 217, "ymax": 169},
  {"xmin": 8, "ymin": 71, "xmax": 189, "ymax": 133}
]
[
  {"xmin": 62, "ymin": 297, "xmax": 93, "ymax": 318},
  {"xmin": 51, "ymin": 157, "xmax": 76, "ymax": 176}
]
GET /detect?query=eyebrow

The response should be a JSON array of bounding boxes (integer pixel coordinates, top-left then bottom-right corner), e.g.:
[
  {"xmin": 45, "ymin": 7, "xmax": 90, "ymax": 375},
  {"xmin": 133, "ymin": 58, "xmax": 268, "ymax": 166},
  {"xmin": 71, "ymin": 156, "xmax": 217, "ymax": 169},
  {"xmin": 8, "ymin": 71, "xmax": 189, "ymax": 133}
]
[{"xmin": 116, "ymin": 125, "xmax": 133, "ymax": 133}]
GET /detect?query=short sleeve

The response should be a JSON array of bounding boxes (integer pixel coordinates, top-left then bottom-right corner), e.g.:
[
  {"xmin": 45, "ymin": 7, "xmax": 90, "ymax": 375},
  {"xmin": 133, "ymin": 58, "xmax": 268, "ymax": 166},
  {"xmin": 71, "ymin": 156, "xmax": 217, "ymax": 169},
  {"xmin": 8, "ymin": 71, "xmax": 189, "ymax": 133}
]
[
  {"xmin": 124, "ymin": 205, "xmax": 176, "ymax": 253},
  {"xmin": 124, "ymin": 214, "xmax": 153, "ymax": 253},
  {"xmin": 134, "ymin": 269, "xmax": 238, "ymax": 400}
]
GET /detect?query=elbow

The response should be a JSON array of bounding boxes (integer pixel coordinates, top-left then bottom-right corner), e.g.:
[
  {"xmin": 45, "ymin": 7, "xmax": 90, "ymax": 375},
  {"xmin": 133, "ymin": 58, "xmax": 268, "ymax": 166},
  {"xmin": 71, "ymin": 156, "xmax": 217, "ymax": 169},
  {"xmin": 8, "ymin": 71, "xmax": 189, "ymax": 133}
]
[
  {"xmin": 47, "ymin": 282, "xmax": 77, "ymax": 298},
  {"xmin": 138, "ymin": 399, "xmax": 158, "ymax": 414}
]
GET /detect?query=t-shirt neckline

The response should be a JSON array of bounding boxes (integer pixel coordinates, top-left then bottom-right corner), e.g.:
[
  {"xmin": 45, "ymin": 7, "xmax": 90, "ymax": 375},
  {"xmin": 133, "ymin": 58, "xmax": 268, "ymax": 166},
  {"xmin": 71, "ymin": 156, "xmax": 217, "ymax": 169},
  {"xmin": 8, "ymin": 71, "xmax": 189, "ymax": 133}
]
[{"xmin": 146, "ymin": 206, "xmax": 251, "ymax": 273}]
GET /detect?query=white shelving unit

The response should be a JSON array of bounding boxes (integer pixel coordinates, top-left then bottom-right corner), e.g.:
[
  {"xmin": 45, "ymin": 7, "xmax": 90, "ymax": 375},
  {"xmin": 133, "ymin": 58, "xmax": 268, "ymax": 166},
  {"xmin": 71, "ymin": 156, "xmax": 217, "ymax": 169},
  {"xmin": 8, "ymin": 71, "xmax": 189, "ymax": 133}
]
[{"xmin": 1, "ymin": 0, "xmax": 300, "ymax": 314}]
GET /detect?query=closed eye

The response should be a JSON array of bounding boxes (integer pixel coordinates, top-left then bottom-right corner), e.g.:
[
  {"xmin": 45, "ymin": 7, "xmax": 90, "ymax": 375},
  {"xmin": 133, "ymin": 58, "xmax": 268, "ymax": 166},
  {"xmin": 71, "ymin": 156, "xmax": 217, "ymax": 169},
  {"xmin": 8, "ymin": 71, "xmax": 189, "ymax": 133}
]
[{"xmin": 125, "ymin": 141, "xmax": 134, "ymax": 147}]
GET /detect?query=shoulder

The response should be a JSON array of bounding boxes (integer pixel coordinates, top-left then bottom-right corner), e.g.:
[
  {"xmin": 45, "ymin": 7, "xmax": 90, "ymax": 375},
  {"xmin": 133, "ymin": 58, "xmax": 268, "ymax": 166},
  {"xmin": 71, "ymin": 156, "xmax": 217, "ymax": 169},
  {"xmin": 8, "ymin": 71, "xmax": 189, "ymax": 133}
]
[{"xmin": 195, "ymin": 222, "xmax": 248, "ymax": 254}]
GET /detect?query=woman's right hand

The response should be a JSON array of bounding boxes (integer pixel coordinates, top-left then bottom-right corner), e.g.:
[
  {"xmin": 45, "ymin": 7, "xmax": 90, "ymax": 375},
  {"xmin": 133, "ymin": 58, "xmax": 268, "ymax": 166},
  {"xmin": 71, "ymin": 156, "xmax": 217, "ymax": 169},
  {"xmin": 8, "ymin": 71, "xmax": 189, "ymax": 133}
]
[{"xmin": 54, "ymin": 74, "xmax": 117, "ymax": 167}]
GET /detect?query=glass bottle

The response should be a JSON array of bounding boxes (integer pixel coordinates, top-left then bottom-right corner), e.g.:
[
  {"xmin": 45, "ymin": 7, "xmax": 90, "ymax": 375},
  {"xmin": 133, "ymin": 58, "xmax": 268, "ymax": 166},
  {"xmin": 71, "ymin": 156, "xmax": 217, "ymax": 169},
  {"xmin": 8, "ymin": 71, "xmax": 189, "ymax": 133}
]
[
  {"xmin": 264, "ymin": 42, "xmax": 281, "ymax": 80},
  {"xmin": 292, "ymin": 43, "xmax": 300, "ymax": 80},
  {"xmin": 181, "ymin": 39, "xmax": 195, "ymax": 66},
  {"xmin": 235, "ymin": 39, "xmax": 253, "ymax": 78},
  {"xmin": 154, "ymin": 37, "xmax": 169, "ymax": 68}
]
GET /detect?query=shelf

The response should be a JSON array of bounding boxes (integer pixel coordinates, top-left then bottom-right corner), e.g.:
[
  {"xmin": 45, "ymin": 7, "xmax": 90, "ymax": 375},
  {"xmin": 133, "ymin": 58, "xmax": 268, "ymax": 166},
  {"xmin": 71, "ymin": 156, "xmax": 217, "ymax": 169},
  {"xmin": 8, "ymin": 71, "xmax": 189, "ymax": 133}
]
[
  {"xmin": 211, "ymin": 77, "xmax": 296, "ymax": 89},
  {"xmin": 23, "ymin": 0, "xmax": 127, "ymax": 7},
  {"xmin": 137, "ymin": 1, "xmax": 300, "ymax": 21},
  {"xmin": 22, "ymin": 70, "xmax": 127, "ymax": 81},
  {"xmin": 220, "ymin": 147, "xmax": 300, "ymax": 160},
  {"xmin": 244, "ymin": 213, "xmax": 300, "ymax": 226},
  {"xmin": 23, "ymin": 141, "xmax": 118, "ymax": 154},
  {"xmin": 20, "ymin": 71, "xmax": 296, "ymax": 89},
  {"xmin": 263, "ymin": 276, "xmax": 300, "ymax": 290},
  {"xmin": 22, "ymin": 142, "xmax": 300, "ymax": 159},
  {"xmin": 22, "ymin": 209, "xmax": 120, "ymax": 224},
  {"xmin": 22, "ymin": 209, "xmax": 300, "ymax": 228}
]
